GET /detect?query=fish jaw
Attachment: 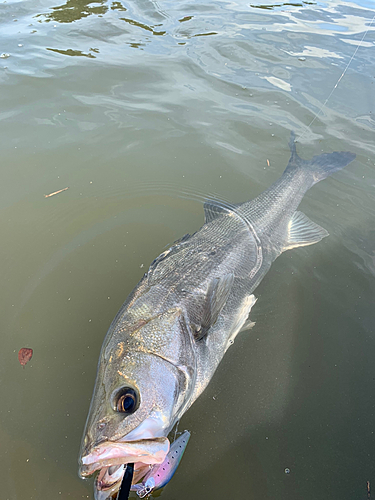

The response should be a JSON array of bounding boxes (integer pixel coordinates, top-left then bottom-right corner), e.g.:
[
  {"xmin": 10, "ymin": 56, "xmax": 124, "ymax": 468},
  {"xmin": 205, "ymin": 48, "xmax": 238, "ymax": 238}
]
[
  {"xmin": 94, "ymin": 464, "xmax": 126, "ymax": 500},
  {"xmin": 91, "ymin": 462, "xmax": 151, "ymax": 500},
  {"xmin": 80, "ymin": 437, "xmax": 170, "ymax": 500},
  {"xmin": 79, "ymin": 436, "xmax": 170, "ymax": 478}
]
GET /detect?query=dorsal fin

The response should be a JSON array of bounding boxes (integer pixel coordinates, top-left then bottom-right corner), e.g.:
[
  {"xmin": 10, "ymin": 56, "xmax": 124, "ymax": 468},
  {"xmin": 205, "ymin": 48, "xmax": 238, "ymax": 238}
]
[
  {"xmin": 283, "ymin": 211, "xmax": 328, "ymax": 251},
  {"xmin": 203, "ymin": 199, "xmax": 238, "ymax": 224},
  {"xmin": 194, "ymin": 273, "xmax": 234, "ymax": 341},
  {"xmin": 171, "ymin": 233, "xmax": 191, "ymax": 246},
  {"xmin": 148, "ymin": 234, "xmax": 191, "ymax": 279}
]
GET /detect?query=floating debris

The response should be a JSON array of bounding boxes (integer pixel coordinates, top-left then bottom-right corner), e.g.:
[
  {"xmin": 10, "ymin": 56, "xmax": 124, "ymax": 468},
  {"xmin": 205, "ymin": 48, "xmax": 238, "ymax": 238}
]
[
  {"xmin": 18, "ymin": 348, "xmax": 33, "ymax": 367},
  {"xmin": 44, "ymin": 187, "xmax": 69, "ymax": 198}
]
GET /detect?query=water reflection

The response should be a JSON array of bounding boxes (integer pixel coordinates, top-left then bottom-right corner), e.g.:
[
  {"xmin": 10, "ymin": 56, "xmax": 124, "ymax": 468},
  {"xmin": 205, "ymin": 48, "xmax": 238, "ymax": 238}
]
[
  {"xmin": 250, "ymin": 1, "xmax": 316, "ymax": 9},
  {"xmin": 41, "ymin": 0, "xmax": 109, "ymax": 23},
  {"xmin": 119, "ymin": 17, "xmax": 166, "ymax": 36},
  {"xmin": 34, "ymin": 0, "xmax": 144, "ymax": 25},
  {"xmin": 47, "ymin": 47, "xmax": 97, "ymax": 57},
  {"xmin": 34, "ymin": 0, "xmax": 223, "ymax": 42},
  {"xmin": 111, "ymin": 1, "xmax": 128, "ymax": 12}
]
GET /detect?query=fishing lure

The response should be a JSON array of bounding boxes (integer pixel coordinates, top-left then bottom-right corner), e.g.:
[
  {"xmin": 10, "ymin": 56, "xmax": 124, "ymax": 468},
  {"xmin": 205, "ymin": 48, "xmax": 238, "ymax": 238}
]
[{"xmin": 131, "ymin": 430, "xmax": 191, "ymax": 498}]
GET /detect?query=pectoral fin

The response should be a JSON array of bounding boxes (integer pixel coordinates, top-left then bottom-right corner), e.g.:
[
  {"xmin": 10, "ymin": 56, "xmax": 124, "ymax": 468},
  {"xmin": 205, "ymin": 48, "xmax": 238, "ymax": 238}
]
[
  {"xmin": 283, "ymin": 211, "xmax": 329, "ymax": 251},
  {"xmin": 194, "ymin": 273, "xmax": 234, "ymax": 341}
]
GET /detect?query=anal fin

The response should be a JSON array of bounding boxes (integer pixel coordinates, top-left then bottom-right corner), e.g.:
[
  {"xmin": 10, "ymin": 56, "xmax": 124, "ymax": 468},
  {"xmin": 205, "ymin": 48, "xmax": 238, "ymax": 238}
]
[
  {"xmin": 239, "ymin": 318, "xmax": 256, "ymax": 333},
  {"xmin": 284, "ymin": 211, "xmax": 329, "ymax": 251}
]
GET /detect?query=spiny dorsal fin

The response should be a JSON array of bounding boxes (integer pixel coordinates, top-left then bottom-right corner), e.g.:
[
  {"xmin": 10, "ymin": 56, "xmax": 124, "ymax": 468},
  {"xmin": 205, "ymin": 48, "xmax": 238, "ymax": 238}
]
[
  {"xmin": 284, "ymin": 211, "xmax": 329, "ymax": 251},
  {"xmin": 171, "ymin": 233, "xmax": 191, "ymax": 246},
  {"xmin": 194, "ymin": 273, "xmax": 234, "ymax": 341}
]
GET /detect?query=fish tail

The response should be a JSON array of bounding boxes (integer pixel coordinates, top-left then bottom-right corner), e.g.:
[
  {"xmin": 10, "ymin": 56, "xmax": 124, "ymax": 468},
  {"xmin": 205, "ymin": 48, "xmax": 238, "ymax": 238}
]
[{"xmin": 285, "ymin": 131, "xmax": 356, "ymax": 184}]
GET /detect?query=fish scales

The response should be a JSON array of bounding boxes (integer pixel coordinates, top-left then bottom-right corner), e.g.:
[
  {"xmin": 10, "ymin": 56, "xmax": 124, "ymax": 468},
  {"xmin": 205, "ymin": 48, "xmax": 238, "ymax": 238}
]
[{"xmin": 147, "ymin": 215, "xmax": 258, "ymax": 287}]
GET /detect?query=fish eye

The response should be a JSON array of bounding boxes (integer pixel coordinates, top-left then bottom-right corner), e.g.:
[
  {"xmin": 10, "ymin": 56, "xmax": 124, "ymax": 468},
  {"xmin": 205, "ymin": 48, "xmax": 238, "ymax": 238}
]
[{"xmin": 114, "ymin": 387, "xmax": 138, "ymax": 414}]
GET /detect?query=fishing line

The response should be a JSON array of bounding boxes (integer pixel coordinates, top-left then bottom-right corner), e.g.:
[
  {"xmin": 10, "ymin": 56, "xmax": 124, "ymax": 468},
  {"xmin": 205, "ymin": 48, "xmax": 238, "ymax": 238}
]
[
  {"xmin": 117, "ymin": 463, "xmax": 134, "ymax": 500},
  {"xmin": 296, "ymin": 13, "xmax": 375, "ymax": 144},
  {"xmin": 173, "ymin": 419, "xmax": 180, "ymax": 442}
]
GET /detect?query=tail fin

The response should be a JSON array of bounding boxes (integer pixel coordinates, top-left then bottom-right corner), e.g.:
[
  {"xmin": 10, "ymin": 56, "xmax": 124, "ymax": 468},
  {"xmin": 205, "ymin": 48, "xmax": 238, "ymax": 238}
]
[{"xmin": 285, "ymin": 131, "xmax": 356, "ymax": 184}]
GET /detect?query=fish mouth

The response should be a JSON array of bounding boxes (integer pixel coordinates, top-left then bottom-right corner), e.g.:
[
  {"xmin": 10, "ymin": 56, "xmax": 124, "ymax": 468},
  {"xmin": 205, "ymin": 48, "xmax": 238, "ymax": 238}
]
[
  {"xmin": 94, "ymin": 464, "xmax": 126, "ymax": 500},
  {"xmin": 79, "ymin": 437, "xmax": 170, "ymax": 498},
  {"xmin": 93, "ymin": 463, "xmax": 154, "ymax": 500}
]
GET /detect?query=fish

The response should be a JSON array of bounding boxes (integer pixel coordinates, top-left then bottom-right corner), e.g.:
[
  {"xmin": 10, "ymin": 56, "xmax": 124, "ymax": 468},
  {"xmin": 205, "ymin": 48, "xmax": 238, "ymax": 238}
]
[{"xmin": 78, "ymin": 133, "xmax": 355, "ymax": 499}]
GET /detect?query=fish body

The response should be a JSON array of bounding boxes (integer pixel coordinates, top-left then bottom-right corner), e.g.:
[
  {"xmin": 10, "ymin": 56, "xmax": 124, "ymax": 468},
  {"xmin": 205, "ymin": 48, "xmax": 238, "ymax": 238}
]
[{"xmin": 79, "ymin": 134, "xmax": 355, "ymax": 498}]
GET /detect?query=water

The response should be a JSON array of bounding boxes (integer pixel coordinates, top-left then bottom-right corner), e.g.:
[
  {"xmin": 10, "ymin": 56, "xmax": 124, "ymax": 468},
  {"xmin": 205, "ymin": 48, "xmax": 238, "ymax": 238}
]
[{"xmin": 1, "ymin": 0, "xmax": 374, "ymax": 499}]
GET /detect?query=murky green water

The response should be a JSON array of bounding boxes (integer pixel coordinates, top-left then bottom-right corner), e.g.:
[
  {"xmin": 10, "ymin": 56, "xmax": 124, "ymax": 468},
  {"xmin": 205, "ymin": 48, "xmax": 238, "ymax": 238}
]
[{"xmin": 1, "ymin": 0, "xmax": 375, "ymax": 498}]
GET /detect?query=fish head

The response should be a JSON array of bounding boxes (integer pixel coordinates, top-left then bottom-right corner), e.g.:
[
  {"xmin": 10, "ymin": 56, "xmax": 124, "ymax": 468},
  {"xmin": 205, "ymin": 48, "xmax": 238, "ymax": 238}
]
[{"xmin": 78, "ymin": 308, "xmax": 195, "ymax": 497}]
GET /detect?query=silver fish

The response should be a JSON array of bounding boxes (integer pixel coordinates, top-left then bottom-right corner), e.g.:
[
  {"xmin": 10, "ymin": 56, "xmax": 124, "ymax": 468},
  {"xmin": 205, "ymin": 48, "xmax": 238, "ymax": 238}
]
[{"xmin": 78, "ymin": 133, "xmax": 355, "ymax": 498}]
